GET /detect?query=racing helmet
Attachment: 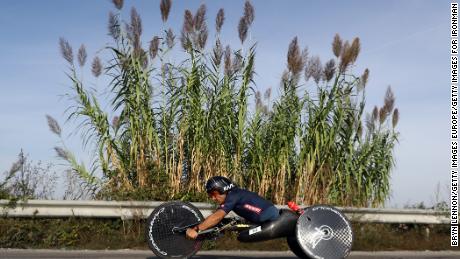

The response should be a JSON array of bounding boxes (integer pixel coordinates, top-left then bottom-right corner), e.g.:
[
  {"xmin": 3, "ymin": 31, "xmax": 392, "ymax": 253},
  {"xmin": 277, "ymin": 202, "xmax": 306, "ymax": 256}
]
[{"xmin": 205, "ymin": 176, "xmax": 236, "ymax": 194}]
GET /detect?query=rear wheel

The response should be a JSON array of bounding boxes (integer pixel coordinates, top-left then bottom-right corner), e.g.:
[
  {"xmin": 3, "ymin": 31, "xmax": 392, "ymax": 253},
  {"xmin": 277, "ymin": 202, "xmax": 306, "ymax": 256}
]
[
  {"xmin": 287, "ymin": 236, "xmax": 311, "ymax": 259},
  {"xmin": 145, "ymin": 201, "xmax": 204, "ymax": 258},
  {"xmin": 296, "ymin": 205, "xmax": 353, "ymax": 259}
]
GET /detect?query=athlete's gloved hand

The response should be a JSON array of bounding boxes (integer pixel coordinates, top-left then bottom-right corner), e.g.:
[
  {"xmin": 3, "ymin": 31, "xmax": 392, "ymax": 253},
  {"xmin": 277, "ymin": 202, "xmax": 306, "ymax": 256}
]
[{"xmin": 186, "ymin": 228, "xmax": 198, "ymax": 239}]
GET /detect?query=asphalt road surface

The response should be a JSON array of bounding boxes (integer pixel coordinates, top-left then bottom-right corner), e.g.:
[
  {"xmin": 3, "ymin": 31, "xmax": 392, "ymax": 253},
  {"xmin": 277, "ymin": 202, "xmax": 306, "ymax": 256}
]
[{"xmin": 1, "ymin": 250, "xmax": 460, "ymax": 259}]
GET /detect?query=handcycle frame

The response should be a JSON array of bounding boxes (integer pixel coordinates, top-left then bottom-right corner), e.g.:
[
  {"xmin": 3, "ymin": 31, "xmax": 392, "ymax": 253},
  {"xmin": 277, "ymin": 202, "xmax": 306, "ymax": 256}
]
[
  {"xmin": 173, "ymin": 217, "xmax": 254, "ymax": 238},
  {"xmin": 175, "ymin": 208, "xmax": 300, "ymax": 244}
]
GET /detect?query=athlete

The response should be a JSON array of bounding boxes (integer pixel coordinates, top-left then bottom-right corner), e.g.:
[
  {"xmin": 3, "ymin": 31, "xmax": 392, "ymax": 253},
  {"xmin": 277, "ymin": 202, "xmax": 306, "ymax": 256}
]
[{"xmin": 186, "ymin": 176, "xmax": 280, "ymax": 239}]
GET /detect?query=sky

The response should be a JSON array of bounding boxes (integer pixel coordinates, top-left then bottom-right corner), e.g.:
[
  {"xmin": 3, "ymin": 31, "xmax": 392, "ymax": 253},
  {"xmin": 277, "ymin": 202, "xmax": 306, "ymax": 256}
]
[{"xmin": 0, "ymin": 0, "xmax": 451, "ymax": 207}]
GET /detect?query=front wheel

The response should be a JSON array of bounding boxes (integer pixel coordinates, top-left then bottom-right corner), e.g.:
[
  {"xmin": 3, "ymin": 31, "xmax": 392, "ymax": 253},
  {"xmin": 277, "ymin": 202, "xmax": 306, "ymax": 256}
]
[{"xmin": 145, "ymin": 201, "xmax": 204, "ymax": 258}]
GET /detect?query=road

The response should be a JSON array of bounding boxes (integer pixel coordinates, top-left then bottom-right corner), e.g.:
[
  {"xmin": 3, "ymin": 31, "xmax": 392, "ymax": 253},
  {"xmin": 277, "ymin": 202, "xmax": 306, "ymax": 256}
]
[{"xmin": 1, "ymin": 249, "xmax": 460, "ymax": 259}]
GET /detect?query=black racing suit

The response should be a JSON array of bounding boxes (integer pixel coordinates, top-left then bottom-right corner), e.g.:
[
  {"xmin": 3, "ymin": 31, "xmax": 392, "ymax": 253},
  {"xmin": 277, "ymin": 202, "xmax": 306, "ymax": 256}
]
[
  {"xmin": 218, "ymin": 188, "xmax": 297, "ymax": 243},
  {"xmin": 219, "ymin": 187, "xmax": 279, "ymax": 224}
]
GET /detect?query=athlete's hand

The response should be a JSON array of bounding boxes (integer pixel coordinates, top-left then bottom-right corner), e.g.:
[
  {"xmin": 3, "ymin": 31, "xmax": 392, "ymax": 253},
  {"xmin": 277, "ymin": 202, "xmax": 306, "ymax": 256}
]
[{"xmin": 186, "ymin": 228, "xmax": 198, "ymax": 239}]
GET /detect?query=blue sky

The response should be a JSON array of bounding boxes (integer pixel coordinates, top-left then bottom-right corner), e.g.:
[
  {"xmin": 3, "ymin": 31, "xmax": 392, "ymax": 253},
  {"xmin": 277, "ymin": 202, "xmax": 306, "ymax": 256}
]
[{"xmin": 0, "ymin": 0, "xmax": 450, "ymax": 207}]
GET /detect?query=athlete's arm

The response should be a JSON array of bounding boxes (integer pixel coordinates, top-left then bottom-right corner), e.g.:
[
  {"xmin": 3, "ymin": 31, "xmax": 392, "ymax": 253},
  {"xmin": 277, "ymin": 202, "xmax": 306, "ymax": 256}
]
[
  {"xmin": 186, "ymin": 209, "xmax": 227, "ymax": 239},
  {"xmin": 198, "ymin": 209, "xmax": 227, "ymax": 230}
]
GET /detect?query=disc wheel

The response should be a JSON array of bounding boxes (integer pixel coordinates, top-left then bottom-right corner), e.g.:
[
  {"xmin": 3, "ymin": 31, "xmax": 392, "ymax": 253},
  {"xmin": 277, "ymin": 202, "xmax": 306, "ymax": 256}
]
[
  {"xmin": 296, "ymin": 205, "xmax": 353, "ymax": 259},
  {"xmin": 287, "ymin": 236, "xmax": 311, "ymax": 259},
  {"xmin": 145, "ymin": 201, "xmax": 204, "ymax": 258}
]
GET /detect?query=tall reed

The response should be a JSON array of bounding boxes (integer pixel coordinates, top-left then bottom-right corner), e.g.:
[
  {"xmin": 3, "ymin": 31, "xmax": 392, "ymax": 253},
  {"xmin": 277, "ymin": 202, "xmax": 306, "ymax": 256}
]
[{"xmin": 51, "ymin": 1, "xmax": 399, "ymax": 206}]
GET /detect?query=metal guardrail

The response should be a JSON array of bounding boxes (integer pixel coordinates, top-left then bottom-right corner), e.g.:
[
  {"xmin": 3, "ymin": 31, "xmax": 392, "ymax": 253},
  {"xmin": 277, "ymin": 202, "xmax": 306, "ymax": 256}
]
[{"xmin": 0, "ymin": 200, "xmax": 450, "ymax": 224}]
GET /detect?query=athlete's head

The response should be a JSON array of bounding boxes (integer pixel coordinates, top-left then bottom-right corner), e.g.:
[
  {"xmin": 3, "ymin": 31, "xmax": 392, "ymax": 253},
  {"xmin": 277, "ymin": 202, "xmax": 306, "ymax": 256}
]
[{"xmin": 205, "ymin": 176, "xmax": 236, "ymax": 204}]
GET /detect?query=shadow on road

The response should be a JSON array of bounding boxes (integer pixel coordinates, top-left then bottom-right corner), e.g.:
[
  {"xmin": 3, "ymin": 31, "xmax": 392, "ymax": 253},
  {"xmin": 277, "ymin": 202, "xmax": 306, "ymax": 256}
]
[
  {"xmin": 147, "ymin": 257, "xmax": 293, "ymax": 259},
  {"xmin": 146, "ymin": 254, "xmax": 297, "ymax": 259}
]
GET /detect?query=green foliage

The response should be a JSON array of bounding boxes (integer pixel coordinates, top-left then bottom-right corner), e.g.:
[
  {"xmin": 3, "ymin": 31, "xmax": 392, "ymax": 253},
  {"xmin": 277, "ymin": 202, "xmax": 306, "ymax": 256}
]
[{"xmin": 0, "ymin": 218, "xmax": 140, "ymax": 249}]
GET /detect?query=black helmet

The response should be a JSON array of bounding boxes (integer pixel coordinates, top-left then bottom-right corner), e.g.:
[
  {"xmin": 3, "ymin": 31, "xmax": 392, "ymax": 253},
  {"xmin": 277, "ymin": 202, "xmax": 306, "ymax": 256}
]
[{"xmin": 205, "ymin": 176, "xmax": 236, "ymax": 194}]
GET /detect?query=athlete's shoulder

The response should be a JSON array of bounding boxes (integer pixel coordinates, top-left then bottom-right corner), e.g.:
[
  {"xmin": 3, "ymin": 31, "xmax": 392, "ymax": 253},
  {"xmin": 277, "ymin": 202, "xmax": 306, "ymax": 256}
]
[
  {"xmin": 232, "ymin": 187, "xmax": 254, "ymax": 196},
  {"xmin": 236, "ymin": 187, "xmax": 258, "ymax": 196}
]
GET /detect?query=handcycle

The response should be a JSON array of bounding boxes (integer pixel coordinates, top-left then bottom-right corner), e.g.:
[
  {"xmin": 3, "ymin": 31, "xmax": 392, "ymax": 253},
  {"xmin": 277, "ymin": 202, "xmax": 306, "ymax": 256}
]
[{"xmin": 145, "ymin": 201, "xmax": 353, "ymax": 259}]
